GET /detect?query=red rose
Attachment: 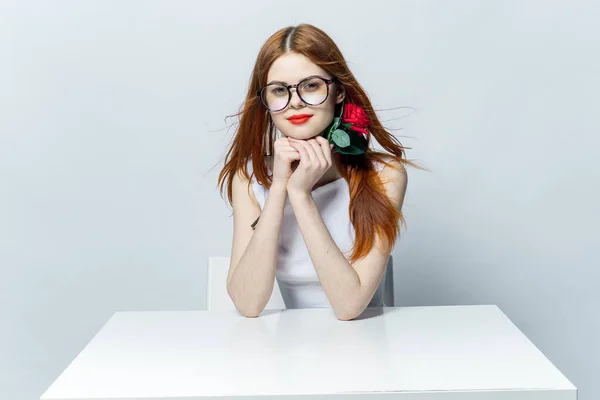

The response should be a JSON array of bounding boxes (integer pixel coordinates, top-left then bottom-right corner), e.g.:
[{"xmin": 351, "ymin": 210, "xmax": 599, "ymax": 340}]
[{"xmin": 342, "ymin": 103, "xmax": 370, "ymax": 139}]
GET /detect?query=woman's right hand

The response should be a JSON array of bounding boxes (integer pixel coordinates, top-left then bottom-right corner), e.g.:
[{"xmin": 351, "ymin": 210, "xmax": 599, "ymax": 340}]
[{"xmin": 271, "ymin": 137, "xmax": 301, "ymax": 187}]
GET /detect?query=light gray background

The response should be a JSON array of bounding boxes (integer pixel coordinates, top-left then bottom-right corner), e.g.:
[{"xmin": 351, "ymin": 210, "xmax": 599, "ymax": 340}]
[{"xmin": 1, "ymin": 1, "xmax": 598, "ymax": 399}]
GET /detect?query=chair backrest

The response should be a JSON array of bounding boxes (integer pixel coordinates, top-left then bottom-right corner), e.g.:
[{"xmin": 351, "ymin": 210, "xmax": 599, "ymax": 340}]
[
  {"xmin": 206, "ymin": 256, "xmax": 394, "ymax": 311},
  {"xmin": 206, "ymin": 257, "xmax": 285, "ymax": 311},
  {"xmin": 383, "ymin": 255, "xmax": 395, "ymax": 307}
]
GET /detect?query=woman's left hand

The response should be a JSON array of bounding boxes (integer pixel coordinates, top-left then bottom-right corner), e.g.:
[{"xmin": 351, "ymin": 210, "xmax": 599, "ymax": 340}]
[{"xmin": 287, "ymin": 136, "xmax": 334, "ymax": 195}]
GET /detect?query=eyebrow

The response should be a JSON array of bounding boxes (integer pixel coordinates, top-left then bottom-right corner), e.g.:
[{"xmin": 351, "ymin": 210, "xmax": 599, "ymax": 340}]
[{"xmin": 266, "ymin": 75, "xmax": 328, "ymax": 86}]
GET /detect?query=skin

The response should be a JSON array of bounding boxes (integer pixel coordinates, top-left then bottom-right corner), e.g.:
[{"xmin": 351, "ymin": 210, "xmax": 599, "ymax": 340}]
[{"xmin": 227, "ymin": 52, "xmax": 408, "ymax": 320}]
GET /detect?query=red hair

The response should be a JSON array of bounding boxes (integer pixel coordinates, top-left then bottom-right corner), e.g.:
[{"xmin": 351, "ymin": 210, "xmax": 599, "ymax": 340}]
[{"xmin": 217, "ymin": 24, "xmax": 424, "ymax": 263}]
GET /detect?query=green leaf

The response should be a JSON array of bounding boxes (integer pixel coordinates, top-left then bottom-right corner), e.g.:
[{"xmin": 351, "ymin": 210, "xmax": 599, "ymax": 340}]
[
  {"xmin": 332, "ymin": 129, "xmax": 350, "ymax": 148},
  {"xmin": 324, "ymin": 117, "xmax": 341, "ymax": 141},
  {"xmin": 342, "ymin": 122, "xmax": 352, "ymax": 130},
  {"xmin": 339, "ymin": 145, "xmax": 365, "ymax": 155},
  {"xmin": 335, "ymin": 127, "xmax": 368, "ymax": 155}
]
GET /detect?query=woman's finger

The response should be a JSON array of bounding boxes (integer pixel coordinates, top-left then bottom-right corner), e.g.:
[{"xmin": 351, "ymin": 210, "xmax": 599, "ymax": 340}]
[
  {"xmin": 289, "ymin": 140, "xmax": 310, "ymax": 165},
  {"xmin": 314, "ymin": 136, "xmax": 333, "ymax": 166},
  {"xmin": 290, "ymin": 139, "xmax": 318, "ymax": 166},
  {"xmin": 306, "ymin": 138, "xmax": 328, "ymax": 168},
  {"xmin": 301, "ymin": 139, "xmax": 320, "ymax": 166},
  {"xmin": 282, "ymin": 149, "xmax": 301, "ymax": 161},
  {"xmin": 315, "ymin": 136, "xmax": 331, "ymax": 153},
  {"xmin": 275, "ymin": 138, "xmax": 295, "ymax": 151}
]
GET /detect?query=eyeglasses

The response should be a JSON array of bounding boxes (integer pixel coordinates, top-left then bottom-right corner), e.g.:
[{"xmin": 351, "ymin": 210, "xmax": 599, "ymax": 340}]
[{"xmin": 256, "ymin": 76, "xmax": 338, "ymax": 112}]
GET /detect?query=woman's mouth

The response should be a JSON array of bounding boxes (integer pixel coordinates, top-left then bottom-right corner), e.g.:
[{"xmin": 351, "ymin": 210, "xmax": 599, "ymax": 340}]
[{"xmin": 287, "ymin": 114, "xmax": 313, "ymax": 125}]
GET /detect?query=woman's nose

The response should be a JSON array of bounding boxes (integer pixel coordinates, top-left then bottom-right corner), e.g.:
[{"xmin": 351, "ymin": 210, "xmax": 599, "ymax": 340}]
[{"xmin": 289, "ymin": 88, "xmax": 305, "ymax": 108}]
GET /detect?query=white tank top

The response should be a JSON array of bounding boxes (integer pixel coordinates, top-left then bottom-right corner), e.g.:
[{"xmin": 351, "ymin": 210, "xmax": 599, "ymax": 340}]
[{"xmin": 246, "ymin": 158, "xmax": 387, "ymax": 309}]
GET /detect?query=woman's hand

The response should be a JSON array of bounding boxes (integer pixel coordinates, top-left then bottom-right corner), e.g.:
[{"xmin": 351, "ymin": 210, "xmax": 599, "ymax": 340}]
[
  {"xmin": 271, "ymin": 137, "xmax": 301, "ymax": 187},
  {"xmin": 287, "ymin": 136, "xmax": 334, "ymax": 195}
]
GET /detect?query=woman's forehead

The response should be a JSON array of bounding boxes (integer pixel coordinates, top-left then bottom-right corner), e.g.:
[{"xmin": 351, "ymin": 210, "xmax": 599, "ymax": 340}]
[{"xmin": 267, "ymin": 52, "xmax": 327, "ymax": 84}]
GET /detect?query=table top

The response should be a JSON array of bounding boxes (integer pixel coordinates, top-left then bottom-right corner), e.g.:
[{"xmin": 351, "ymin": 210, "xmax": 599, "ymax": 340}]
[{"xmin": 40, "ymin": 305, "xmax": 575, "ymax": 399}]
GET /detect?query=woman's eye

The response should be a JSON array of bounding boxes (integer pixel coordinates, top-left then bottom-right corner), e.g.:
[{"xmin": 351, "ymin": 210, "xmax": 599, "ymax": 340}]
[
  {"xmin": 303, "ymin": 83, "xmax": 321, "ymax": 91},
  {"xmin": 270, "ymin": 87, "xmax": 287, "ymax": 96}
]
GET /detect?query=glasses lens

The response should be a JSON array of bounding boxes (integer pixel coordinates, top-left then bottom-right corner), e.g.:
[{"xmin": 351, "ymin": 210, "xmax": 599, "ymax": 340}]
[
  {"xmin": 298, "ymin": 77, "xmax": 328, "ymax": 105},
  {"xmin": 263, "ymin": 84, "xmax": 289, "ymax": 111}
]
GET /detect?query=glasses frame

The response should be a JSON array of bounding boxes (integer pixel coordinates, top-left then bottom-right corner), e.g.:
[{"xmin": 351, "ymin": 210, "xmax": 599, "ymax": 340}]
[{"xmin": 256, "ymin": 76, "xmax": 338, "ymax": 112}]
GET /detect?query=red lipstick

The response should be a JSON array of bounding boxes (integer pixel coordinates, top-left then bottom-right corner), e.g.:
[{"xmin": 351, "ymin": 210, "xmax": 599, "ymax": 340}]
[{"xmin": 287, "ymin": 114, "xmax": 313, "ymax": 125}]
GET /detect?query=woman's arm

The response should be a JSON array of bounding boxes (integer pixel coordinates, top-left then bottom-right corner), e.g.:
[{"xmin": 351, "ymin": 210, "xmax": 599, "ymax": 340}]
[
  {"xmin": 227, "ymin": 170, "xmax": 287, "ymax": 317},
  {"xmin": 287, "ymin": 160, "xmax": 408, "ymax": 321}
]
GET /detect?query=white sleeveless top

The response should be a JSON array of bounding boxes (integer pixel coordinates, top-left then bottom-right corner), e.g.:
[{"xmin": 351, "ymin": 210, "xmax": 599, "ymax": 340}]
[{"xmin": 247, "ymin": 158, "xmax": 388, "ymax": 309}]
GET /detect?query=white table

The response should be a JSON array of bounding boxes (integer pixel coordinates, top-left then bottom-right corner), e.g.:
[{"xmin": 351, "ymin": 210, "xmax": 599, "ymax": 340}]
[{"xmin": 40, "ymin": 305, "xmax": 576, "ymax": 400}]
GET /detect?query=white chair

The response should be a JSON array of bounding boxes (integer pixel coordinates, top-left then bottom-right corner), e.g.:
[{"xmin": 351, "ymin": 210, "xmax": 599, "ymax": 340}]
[
  {"xmin": 382, "ymin": 255, "xmax": 395, "ymax": 307},
  {"xmin": 206, "ymin": 255, "xmax": 395, "ymax": 311}
]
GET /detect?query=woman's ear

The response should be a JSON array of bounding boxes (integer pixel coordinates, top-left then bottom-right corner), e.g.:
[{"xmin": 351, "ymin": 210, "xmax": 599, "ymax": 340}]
[{"xmin": 335, "ymin": 86, "xmax": 345, "ymax": 104}]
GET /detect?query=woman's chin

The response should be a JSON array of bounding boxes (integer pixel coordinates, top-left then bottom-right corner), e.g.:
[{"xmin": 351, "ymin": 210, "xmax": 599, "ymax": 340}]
[
  {"xmin": 284, "ymin": 133, "xmax": 309, "ymax": 140},
  {"xmin": 284, "ymin": 130, "xmax": 324, "ymax": 141}
]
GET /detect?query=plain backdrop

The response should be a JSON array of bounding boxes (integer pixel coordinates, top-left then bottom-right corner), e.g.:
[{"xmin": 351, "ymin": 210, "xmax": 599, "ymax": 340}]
[{"xmin": 1, "ymin": 1, "xmax": 598, "ymax": 399}]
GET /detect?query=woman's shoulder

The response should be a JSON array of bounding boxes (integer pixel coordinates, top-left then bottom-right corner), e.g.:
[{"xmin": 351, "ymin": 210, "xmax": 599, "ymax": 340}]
[
  {"xmin": 374, "ymin": 156, "xmax": 408, "ymax": 208},
  {"xmin": 232, "ymin": 163, "xmax": 260, "ymax": 207},
  {"xmin": 374, "ymin": 155, "xmax": 407, "ymax": 174}
]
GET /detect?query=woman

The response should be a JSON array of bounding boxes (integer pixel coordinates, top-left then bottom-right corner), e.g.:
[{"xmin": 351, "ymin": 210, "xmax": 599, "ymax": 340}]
[{"xmin": 218, "ymin": 23, "xmax": 420, "ymax": 320}]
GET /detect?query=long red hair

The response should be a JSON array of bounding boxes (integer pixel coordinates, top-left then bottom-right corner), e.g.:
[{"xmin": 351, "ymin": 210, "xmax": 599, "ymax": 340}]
[{"xmin": 217, "ymin": 24, "xmax": 424, "ymax": 263}]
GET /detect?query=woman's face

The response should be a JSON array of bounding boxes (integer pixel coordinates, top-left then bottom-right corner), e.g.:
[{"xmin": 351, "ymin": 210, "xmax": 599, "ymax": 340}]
[{"xmin": 265, "ymin": 52, "xmax": 344, "ymax": 140}]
